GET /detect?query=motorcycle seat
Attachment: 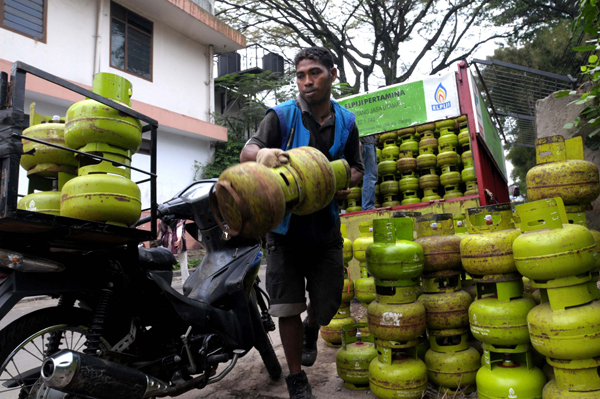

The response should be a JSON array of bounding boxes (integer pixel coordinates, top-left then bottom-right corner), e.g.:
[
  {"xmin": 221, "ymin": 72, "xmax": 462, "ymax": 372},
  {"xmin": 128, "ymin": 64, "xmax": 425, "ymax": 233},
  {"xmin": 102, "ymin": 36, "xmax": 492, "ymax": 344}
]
[{"xmin": 138, "ymin": 247, "xmax": 177, "ymax": 271}]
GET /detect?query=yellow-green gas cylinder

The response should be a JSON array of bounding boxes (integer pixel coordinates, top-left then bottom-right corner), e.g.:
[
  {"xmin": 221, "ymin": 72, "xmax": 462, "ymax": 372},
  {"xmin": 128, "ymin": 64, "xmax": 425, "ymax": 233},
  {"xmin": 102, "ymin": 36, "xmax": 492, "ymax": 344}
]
[
  {"xmin": 425, "ymin": 333, "xmax": 479, "ymax": 393},
  {"xmin": 367, "ymin": 292, "xmax": 426, "ymax": 344},
  {"xmin": 336, "ymin": 324, "xmax": 378, "ymax": 390},
  {"xmin": 60, "ymin": 172, "xmax": 141, "ymax": 227},
  {"xmin": 341, "ymin": 224, "xmax": 353, "ymax": 264},
  {"xmin": 366, "ymin": 218, "xmax": 424, "ymax": 281},
  {"xmin": 468, "ymin": 276, "xmax": 536, "ymax": 347},
  {"xmin": 369, "ymin": 346, "xmax": 428, "ymax": 399},
  {"xmin": 65, "ymin": 73, "xmax": 142, "ymax": 152},
  {"xmin": 215, "ymin": 146, "xmax": 351, "ymax": 238},
  {"xmin": 321, "ymin": 306, "xmax": 354, "ymax": 347},
  {"xmin": 398, "ymin": 127, "xmax": 419, "ymax": 157},
  {"xmin": 460, "ymin": 203, "xmax": 521, "ymax": 277},
  {"xmin": 543, "ymin": 380, "xmax": 600, "ymax": 399},
  {"xmin": 18, "ymin": 191, "xmax": 61, "ymax": 215},
  {"xmin": 20, "ymin": 105, "xmax": 77, "ymax": 176},
  {"xmin": 355, "ymin": 265, "xmax": 376, "ymax": 304},
  {"xmin": 565, "ymin": 210, "xmax": 600, "ymax": 300},
  {"xmin": 527, "ymin": 136, "xmax": 600, "ymax": 207},
  {"xmin": 354, "ymin": 222, "xmax": 376, "ymax": 304},
  {"xmin": 414, "ymin": 214, "xmax": 462, "ymax": 273},
  {"xmin": 513, "ymin": 198, "xmax": 597, "ymax": 282},
  {"xmin": 477, "ymin": 350, "xmax": 546, "ymax": 399},
  {"xmin": 546, "ymin": 357, "xmax": 600, "ymax": 393},
  {"xmin": 527, "ymin": 299, "xmax": 600, "ymax": 359},
  {"xmin": 453, "ymin": 213, "xmax": 467, "ymax": 237}
]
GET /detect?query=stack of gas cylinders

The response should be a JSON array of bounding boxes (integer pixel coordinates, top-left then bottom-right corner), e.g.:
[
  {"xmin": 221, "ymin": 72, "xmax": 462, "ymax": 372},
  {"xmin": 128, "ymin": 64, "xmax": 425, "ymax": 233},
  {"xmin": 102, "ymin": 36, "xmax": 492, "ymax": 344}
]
[
  {"xmin": 353, "ymin": 222, "xmax": 376, "ymax": 337},
  {"xmin": 366, "ymin": 217, "xmax": 428, "ymax": 398},
  {"xmin": 321, "ymin": 224, "xmax": 356, "ymax": 346},
  {"xmin": 374, "ymin": 116, "xmax": 478, "ymax": 206},
  {"xmin": 461, "ymin": 203, "xmax": 546, "ymax": 398},
  {"xmin": 415, "ymin": 214, "xmax": 478, "ymax": 394},
  {"xmin": 18, "ymin": 104, "xmax": 77, "ymax": 215},
  {"xmin": 19, "ymin": 73, "xmax": 142, "ymax": 226}
]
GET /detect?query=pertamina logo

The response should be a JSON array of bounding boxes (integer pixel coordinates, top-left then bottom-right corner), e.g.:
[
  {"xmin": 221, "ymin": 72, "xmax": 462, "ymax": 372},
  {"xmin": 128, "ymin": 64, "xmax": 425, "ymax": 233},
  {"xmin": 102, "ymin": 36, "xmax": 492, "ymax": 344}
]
[{"xmin": 432, "ymin": 83, "xmax": 451, "ymax": 111}]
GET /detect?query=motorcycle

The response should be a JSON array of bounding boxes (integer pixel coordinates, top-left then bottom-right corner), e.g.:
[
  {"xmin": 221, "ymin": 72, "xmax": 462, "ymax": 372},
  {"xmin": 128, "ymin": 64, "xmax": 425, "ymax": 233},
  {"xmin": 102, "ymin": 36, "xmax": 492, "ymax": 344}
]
[{"xmin": 0, "ymin": 178, "xmax": 281, "ymax": 399}]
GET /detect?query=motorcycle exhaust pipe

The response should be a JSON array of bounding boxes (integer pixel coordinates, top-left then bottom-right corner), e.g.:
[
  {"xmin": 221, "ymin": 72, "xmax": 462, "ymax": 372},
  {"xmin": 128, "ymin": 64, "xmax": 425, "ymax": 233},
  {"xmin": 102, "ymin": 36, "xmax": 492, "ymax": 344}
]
[{"xmin": 41, "ymin": 350, "xmax": 169, "ymax": 399}]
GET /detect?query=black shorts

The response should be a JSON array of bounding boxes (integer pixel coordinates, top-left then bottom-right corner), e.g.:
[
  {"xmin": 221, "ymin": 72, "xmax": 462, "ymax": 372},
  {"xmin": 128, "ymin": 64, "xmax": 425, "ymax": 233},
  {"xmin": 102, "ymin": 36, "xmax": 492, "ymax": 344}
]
[{"xmin": 265, "ymin": 237, "xmax": 345, "ymax": 326}]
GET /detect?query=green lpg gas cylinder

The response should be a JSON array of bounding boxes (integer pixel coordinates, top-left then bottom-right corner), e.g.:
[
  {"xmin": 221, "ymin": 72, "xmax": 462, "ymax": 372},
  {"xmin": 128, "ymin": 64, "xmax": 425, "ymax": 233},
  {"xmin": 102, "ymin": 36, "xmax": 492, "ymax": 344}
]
[
  {"xmin": 469, "ymin": 278, "xmax": 536, "ymax": 347},
  {"xmin": 543, "ymin": 380, "xmax": 600, "ymax": 399},
  {"xmin": 415, "ymin": 214, "xmax": 462, "ymax": 273},
  {"xmin": 458, "ymin": 125, "xmax": 470, "ymax": 150},
  {"xmin": 367, "ymin": 300, "xmax": 426, "ymax": 343},
  {"xmin": 366, "ymin": 218, "xmax": 424, "ymax": 281},
  {"xmin": 477, "ymin": 351, "xmax": 546, "ymax": 399},
  {"xmin": 460, "ymin": 203, "xmax": 521, "ymax": 277},
  {"xmin": 461, "ymin": 150, "xmax": 476, "ymax": 183},
  {"xmin": 419, "ymin": 289, "xmax": 472, "ymax": 330},
  {"xmin": 65, "ymin": 73, "xmax": 142, "ymax": 152},
  {"xmin": 513, "ymin": 198, "xmax": 597, "ymax": 281},
  {"xmin": 336, "ymin": 324, "xmax": 378, "ymax": 390},
  {"xmin": 321, "ymin": 306, "xmax": 354, "ymax": 347},
  {"xmin": 398, "ymin": 128, "xmax": 419, "ymax": 157},
  {"xmin": 527, "ymin": 136, "xmax": 599, "ymax": 206},
  {"xmin": 355, "ymin": 266, "xmax": 376, "ymax": 304},
  {"xmin": 18, "ymin": 191, "xmax": 61, "ymax": 215},
  {"xmin": 353, "ymin": 222, "xmax": 373, "ymax": 263},
  {"xmin": 378, "ymin": 153, "xmax": 398, "ymax": 176},
  {"xmin": 60, "ymin": 173, "xmax": 141, "ymax": 227},
  {"xmin": 341, "ymin": 224, "xmax": 353, "ymax": 264},
  {"xmin": 425, "ymin": 339, "xmax": 479, "ymax": 393},
  {"xmin": 369, "ymin": 347, "xmax": 428, "ymax": 399},
  {"xmin": 20, "ymin": 105, "xmax": 77, "ymax": 176},
  {"xmin": 382, "ymin": 139, "xmax": 400, "ymax": 161},
  {"xmin": 215, "ymin": 146, "xmax": 351, "ymax": 238},
  {"xmin": 527, "ymin": 300, "xmax": 600, "ymax": 359},
  {"xmin": 547, "ymin": 357, "xmax": 600, "ymax": 392}
]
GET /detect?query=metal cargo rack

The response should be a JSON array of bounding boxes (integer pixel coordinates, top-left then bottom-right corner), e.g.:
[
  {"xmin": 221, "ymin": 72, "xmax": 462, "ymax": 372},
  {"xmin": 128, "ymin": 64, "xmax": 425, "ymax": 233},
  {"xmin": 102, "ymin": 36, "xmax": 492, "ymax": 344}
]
[{"xmin": 0, "ymin": 62, "xmax": 157, "ymax": 249}]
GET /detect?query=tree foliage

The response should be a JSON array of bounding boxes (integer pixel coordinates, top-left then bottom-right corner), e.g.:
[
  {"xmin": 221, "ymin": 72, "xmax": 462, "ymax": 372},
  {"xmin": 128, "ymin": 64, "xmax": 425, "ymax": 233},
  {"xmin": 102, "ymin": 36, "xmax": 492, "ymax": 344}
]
[
  {"xmin": 216, "ymin": 0, "xmax": 578, "ymax": 93},
  {"xmin": 555, "ymin": 0, "xmax": 600, "ymax": 150},
  {"xmin": 487, "ymin": 21, "xmax": 581, "ymax": 193},
  {"xmin": 195, "ymin": 71, "xmax": 296, "ymax": 179}
]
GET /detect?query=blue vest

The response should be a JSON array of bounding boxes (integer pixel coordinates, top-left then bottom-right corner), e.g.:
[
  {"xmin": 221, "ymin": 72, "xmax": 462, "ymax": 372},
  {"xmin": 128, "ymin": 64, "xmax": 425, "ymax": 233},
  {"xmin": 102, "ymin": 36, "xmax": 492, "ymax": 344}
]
[{"xmin": 269, "ymin": 99, "xmax": 356, "ymax": 235}]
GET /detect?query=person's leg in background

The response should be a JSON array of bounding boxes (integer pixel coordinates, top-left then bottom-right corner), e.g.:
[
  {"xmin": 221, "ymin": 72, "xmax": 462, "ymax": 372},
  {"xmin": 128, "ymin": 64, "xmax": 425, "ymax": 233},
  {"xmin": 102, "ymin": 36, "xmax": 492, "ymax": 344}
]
[
  {"xmin": 361, "ymin": 142, "xmax": 378, "ymax": 210},
  {"xmin": 175, "ymin": 251, "xmax": 189, "ymax": 281}
]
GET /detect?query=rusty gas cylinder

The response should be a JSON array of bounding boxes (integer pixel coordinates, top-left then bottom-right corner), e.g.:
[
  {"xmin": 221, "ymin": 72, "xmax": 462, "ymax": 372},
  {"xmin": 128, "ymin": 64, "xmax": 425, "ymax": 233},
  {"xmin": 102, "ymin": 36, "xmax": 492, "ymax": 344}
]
[
  {"xmin": 415, "ymin": 214, "xmax": 462, "ymax": 273},
  {"xmin": 527, "ymin": 136, "xmax": 600, "ymax": 207},
  {"xmin": 419, "ymin": 289, "xmax": 472, "ymax": 331},
  {"xmin": 460, "ymin": 203, "xmax": 521, "ymax": 277},
  {"xmin": 369, "ymin": 345, "xmax": 428, "ymax": 399},
  {"xmin": 214, "ymin": 147, "xmax": 351, "ymax": 238}
]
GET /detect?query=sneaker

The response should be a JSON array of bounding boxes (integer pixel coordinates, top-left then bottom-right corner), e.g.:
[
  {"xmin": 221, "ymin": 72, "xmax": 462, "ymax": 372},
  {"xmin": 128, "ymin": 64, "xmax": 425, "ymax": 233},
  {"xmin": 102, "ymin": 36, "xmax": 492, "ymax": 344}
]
[
  {"xmin": 285, "ymin": 370, "xmax": 316, "ymax": 399},
  {"xmin": 301, "ymin": 317, "xmax": 319, "ymax": 367}
]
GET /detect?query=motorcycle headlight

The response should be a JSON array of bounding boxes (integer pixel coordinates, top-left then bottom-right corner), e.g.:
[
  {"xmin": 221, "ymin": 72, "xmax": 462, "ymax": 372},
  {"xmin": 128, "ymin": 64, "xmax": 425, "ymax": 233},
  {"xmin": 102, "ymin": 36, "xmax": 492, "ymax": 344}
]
[{"xmin": 0, "ymin": 250, "xmax": 64, "ymax": 272}]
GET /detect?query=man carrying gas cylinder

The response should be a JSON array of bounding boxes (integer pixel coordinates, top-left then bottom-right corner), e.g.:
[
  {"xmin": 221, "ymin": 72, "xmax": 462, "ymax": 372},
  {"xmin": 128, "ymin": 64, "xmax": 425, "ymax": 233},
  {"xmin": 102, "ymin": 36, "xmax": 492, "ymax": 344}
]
[{"xmin": 240, "ymin": 47, "xmax": 364, "ymax": 399}]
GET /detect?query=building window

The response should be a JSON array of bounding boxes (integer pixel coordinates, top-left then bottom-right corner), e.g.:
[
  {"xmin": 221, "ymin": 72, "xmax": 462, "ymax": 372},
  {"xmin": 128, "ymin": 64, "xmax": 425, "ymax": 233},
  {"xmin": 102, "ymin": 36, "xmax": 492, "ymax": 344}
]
[
  {"xmin": 110, "ymin": 1, "xmax": 153, "ymax": 81},
  {"xmin": 0, "ymin": 0, "xmax": 47, "ymax": 42}
]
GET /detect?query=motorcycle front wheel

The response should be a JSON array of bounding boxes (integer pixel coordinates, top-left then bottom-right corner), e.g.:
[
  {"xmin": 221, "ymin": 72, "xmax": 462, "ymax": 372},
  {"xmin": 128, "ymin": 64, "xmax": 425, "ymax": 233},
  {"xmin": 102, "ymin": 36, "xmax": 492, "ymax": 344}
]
[{"xmin": 0, "ymin": 307, "xmax": 112, "ymax": 399}]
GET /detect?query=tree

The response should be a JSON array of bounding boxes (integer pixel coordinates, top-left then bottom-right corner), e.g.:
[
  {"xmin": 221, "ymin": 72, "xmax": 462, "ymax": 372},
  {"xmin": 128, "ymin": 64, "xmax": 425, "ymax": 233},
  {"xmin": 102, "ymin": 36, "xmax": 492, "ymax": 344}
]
[
  {"xmin": 487, "ymin": 21, "xmax": 583, "ymax": 193},
  {"xmin": 195, "ymin": 71, "xmax": 296, "ymax": 179},
  {"xmin": 216, "ymin": 0, "xmax": 578, "ymax": 93}
]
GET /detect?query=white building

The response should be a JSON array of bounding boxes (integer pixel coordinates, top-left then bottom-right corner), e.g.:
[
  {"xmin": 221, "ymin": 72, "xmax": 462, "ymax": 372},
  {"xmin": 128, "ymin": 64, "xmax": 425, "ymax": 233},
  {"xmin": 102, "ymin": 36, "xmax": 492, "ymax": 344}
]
[{"xmin": 0, "ymin": 0, "xmax": 245, "ymax": 206}]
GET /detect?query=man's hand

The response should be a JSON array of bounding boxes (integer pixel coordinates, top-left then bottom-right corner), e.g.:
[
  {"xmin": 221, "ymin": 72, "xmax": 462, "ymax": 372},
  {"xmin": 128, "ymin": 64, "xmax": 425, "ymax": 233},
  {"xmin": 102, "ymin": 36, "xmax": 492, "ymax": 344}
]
[
  {"xmin": 334, "ymin": 188, "xmax": 351, "ymax": 200},
  {"xmin": 256, "ymin": 148, "xmax": 289, "ymax": 168}
]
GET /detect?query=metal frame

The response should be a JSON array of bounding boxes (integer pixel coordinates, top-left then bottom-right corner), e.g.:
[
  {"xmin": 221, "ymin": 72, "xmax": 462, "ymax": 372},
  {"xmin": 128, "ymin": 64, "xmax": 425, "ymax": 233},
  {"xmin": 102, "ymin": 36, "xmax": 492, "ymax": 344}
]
[
  {"xmin": 471, "ymin": 59, "xmax": 576, "ymax": 148},
  {"xmin": 0, "ymin": 61, "xmax": 157, "ymax": 247}
]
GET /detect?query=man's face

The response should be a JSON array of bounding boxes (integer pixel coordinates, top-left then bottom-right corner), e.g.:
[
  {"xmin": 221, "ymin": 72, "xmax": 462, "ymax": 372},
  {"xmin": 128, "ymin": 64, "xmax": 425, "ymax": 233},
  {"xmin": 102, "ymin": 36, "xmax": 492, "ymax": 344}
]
[{"xmin": 296, "ymin": 58, "xmax": 337, "ymax": 106}]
